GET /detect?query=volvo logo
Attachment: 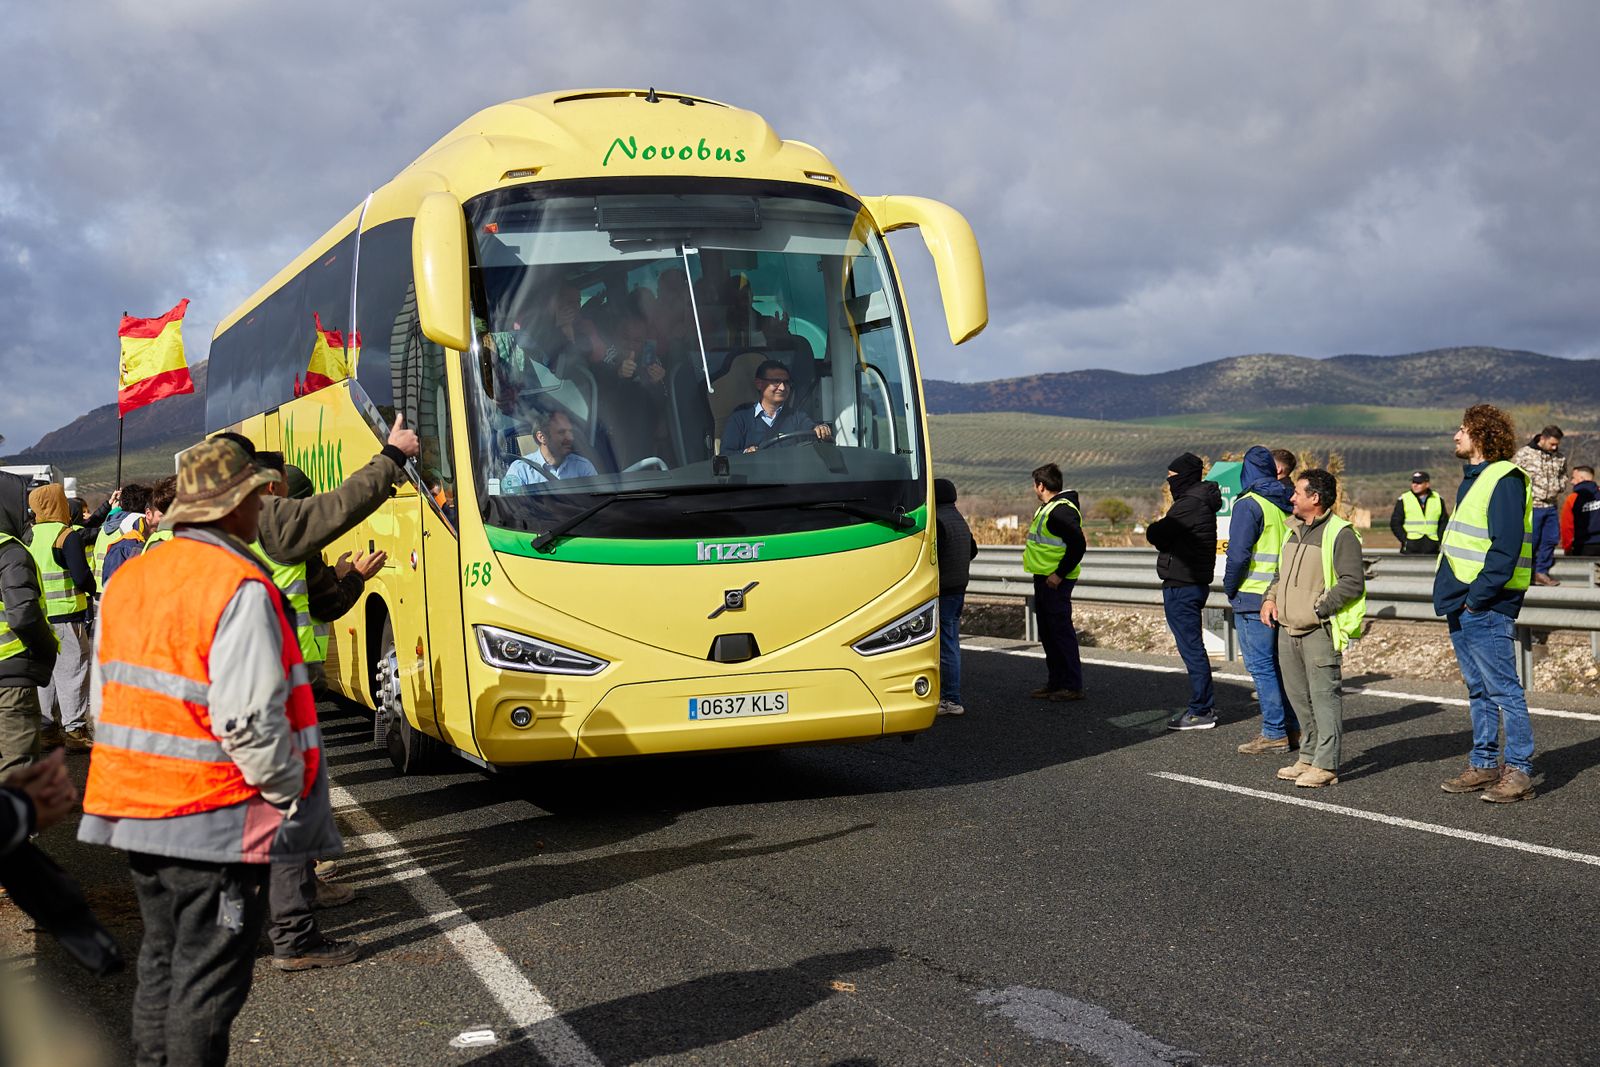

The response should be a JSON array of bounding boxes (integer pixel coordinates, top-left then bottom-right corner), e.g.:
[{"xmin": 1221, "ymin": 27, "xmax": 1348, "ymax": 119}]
[{"xmin": 708, "ymin": 581, "xmax": 759, "ymax": 619}]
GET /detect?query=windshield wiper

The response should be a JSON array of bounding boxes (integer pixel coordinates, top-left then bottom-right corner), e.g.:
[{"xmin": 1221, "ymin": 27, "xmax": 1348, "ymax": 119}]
[
  {"xmin": 686, "ymin": 496, "xmax": 914, "ymax": 529},
  {"xmin": 531, "ymin": 491, "xmax": 667, "ymax": 553}
]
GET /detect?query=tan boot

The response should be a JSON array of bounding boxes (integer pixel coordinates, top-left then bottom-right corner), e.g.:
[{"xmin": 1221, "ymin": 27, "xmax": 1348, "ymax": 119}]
[
  {"xmin": 1441, "ymin": 765, "xmax": 1501, "ymax": 793},
  {"xmin": 1482, "ymin": 767, "xmax": 1535, "ymax": 803},
  {"xmin": 1277, "ymin": 760, "xmax": 1313, "ymax": 781},
  {"xmin": 1294, "ymin": 766, "xmax": 1339, "ymax": 788},
  {"xmin": 62, "ymin": 728, "xmax": 94, "ymax": 753},
  {"xmin": 1238, "ymin": 734, "xmax": 1290, "ymax": 755}
]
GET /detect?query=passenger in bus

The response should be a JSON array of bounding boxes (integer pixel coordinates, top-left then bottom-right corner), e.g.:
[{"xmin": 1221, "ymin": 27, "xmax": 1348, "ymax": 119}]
[
  {"xmin": 502, "ymin": 410, "xmax": 599, "ymax": 490},
  {"xmin": 522, "ymin": 282, "xmax": 605, "ymax": 370},
  {"xmin": 721, "ymin": 359, "xmax": 833, "ymax": 454}
]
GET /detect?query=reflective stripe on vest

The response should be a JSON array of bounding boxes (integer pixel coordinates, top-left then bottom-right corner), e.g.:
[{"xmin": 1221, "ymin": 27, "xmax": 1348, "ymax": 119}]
[
  {"xmin": 142, "ymin": 530, "xmax": 173, "ymax": 554},
  {"xmin": 251, "ymin": 541, "xmax": 327, "ymax": 664},
  {"xmin": 1400, "ymin": 491, "xmax": 1443, "ymax": 542},
  {"xmin": 1023, "ymin": 496, "xmax": 1082, "ymax": 578},
  {"xmin": 0, "ymin": 531, "xmax": 52, "ymax": 660},
  {"xmin": 93, "ymin": 523, "xmax": 125, "ymax": 585},
  {"xmin": 1237, "ymin": 492, "xmax": 1289, "ymax": 594},
  {"xmin": 83, "ymin": 535, "xmax": 321, "ymax": 825},
  {"xmin": 1437, "ymin": 461, "xmax": 1533, "ymax": 592},
  {"xmin": 1321, "ymin": 516, "xmax": 1366, "ymax": 652},
  {"xmin": 25, "ymin": 521, "xmax": 88, "ymax": 618}
]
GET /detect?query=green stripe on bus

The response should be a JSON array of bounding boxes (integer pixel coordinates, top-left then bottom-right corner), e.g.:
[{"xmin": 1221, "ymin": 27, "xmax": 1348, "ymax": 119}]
[{"xmin": 486, "ymin": 505, "xmax": 927, "ymax": 565}]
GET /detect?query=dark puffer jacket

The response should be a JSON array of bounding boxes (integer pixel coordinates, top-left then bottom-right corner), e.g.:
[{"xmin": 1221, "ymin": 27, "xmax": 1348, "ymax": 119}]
[
  {"xmin": 934, "ymin": 479, "xmax": 978, "ymax": 594},
  {"xmin": 0, "ymin": 472, "xmax": 58, "ymax": 687},
  {"xmin": 1146, "ymin": 468, "xmax": 1223, "ymax": 587}
]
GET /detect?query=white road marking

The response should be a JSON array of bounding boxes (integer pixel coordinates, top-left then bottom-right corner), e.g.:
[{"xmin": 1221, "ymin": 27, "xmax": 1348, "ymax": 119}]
[
  {"xmin": 977, "ymin": 986, "xmax": 1201, "ymax": 1066},
  {"xmin": 1151, "ymin": 772, "xmax": 1600, "ymax": 868},
  {"xmin": 962, "ymin": 642, "xmax": 1600, "ymax": 722},
  {"xmin": 329, "ymin": 783, "xmax": 602, "ymax": 1065}
]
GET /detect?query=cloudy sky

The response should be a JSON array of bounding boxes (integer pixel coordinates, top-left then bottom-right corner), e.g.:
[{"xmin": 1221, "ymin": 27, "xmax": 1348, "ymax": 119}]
[{"xmin": 3, "ymin": 0, "xmax": 1597, "ymax": 450}]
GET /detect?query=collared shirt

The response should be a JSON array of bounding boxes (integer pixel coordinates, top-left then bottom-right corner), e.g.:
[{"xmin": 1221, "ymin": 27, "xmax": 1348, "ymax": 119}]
[
  {"xmin": 502, "ymin": 451, "xmax": 599, "ymax": 491},
  {"xmin": 754, "ymin": 403, "xmax": 783, "ymax": 428}
]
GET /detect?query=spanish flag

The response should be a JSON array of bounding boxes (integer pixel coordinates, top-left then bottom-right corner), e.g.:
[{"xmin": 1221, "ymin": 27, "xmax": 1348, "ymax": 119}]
[
  {"xmin": 117, "ymin": 299, "xmax": 195, "ymax": 416},
  {"xmin": 296, "ymin": 312, "xmax": 361, "ymax": 396}
]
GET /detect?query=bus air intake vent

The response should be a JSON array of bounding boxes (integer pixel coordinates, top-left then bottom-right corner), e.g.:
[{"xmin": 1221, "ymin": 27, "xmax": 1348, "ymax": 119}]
[
  {"xmin": 598, "ymin": 200, "xmax": 761, "ymax": 232},
  {"xmin": 708, "ymin": 634, "xmax": 760, "ymax": 663}
]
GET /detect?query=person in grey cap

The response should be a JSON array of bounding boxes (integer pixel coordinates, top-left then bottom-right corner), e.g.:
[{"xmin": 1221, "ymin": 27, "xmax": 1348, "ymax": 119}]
[{"xmin": 1389, "ymin": 470, "xmax": 1448, "ymax": 555}]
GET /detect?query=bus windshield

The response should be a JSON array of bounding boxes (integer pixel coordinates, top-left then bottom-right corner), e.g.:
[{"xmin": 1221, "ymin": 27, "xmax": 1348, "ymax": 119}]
[{"xmin": 463, "ymin": 182, "xmax": 925, "ymax": 542}]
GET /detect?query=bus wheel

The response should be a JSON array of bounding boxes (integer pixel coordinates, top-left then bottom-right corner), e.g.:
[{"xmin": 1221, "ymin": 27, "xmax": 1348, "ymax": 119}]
[{"xmin": 374, "ymin": 616, "xmax": 444, "ymax": 774}]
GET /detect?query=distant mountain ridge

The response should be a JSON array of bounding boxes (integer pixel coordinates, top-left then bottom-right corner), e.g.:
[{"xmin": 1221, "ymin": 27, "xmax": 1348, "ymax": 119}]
[{"xmin": 923, "ymin": 347, "xmax": 1595, "ymax": 419}]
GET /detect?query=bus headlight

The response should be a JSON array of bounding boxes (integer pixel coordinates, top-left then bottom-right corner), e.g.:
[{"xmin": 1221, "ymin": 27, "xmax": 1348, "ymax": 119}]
[
  {"xmin": 475, "ymin": 625, "xmax": 608, "ymax": 676},
  {"xmin": 851, "ymin": 599, "xmax": 938, "ymax": 656}
]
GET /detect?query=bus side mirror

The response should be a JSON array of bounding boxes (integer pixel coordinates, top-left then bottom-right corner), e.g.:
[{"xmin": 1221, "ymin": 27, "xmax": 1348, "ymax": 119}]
[
  {"xmin": 861, "ymin": 195, "xmax": 988, "ymax": 345},
  {"xmin": 413, "ymin": 192, "xmax": 472, "ymax": 352}
]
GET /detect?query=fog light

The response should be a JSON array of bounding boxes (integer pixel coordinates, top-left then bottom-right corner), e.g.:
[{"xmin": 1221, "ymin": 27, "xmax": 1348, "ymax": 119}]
[
  {"xmin": 913, "ymin": 676, "xmax": 931, "ymax": 698},
  {"xmin": 509, "ymin": 706, "xmax": 534, "ymax": 728}
]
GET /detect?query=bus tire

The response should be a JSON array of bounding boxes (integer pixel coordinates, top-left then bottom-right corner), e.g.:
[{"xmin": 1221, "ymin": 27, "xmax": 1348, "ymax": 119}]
[{"xmin": 374, "ymin": 615, "xmax": 444, "ymax": 774}]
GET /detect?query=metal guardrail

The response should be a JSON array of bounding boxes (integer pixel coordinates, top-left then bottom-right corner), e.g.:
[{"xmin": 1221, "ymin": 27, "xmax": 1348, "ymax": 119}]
[{"xmin": 968, "ymin": 545, "xmax": 1600, "ymax": 685}]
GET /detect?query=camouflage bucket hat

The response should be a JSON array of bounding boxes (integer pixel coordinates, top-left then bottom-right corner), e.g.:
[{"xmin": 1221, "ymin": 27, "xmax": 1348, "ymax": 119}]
[{"xmin": 160, "ymin": 438, "xmax": 281, "ymax": 529}]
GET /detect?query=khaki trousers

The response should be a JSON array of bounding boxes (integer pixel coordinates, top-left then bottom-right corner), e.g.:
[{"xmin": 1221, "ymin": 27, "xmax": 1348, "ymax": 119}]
[
  {"xmin": 1278, "ymin": 624, "xmax": 1343, "ymax": 771},
  {"xmin": 0, "ymin": 685, "xmax": 42, "ymax": 775}
]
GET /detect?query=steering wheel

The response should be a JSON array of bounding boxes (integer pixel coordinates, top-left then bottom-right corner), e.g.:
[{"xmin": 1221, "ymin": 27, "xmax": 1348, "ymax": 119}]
[
  {"xmin": 622, "ymin": 456, "xmax": 669, "ymax": 473},
  {"xmin": 755, "ymin": 429, "xmax": 832, "ymax": 451}
]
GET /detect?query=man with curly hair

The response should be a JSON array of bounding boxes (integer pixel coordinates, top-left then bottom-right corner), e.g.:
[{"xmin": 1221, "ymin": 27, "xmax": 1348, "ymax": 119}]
[{"xmin": 1435, "ymin": 404, "xmax": 1536, "ymax": 803}]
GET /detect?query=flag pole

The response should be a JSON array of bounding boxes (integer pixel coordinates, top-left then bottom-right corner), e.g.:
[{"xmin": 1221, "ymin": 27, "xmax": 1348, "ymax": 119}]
[{"xmin": 115, "ymin": 415, "xmax": 125, "ymax": 488}]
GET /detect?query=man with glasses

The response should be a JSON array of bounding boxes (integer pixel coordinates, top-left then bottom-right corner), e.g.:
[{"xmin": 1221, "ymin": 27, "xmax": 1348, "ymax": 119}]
[{"xmin": 721, "ymin": 359, "xmax": 833, "ymax": 454}]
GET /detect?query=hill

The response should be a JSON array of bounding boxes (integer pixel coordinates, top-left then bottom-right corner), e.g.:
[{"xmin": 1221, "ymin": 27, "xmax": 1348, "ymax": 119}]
[
  {"xmin": 923, "ymin": 347, "xmax": 1597, "ymax": 419},
  {"xmin": 24, "ymin": 361, "xmax": 209, "ymax": 455}
]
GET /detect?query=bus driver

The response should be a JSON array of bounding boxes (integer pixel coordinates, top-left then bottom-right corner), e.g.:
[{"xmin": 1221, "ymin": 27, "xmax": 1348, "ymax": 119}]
[{"xmin": 721, "ymin": 359, "xmax": 832, "ymax": 454}]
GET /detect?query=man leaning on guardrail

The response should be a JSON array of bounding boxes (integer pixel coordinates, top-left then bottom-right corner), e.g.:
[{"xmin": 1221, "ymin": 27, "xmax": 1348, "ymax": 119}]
[{"xmin": 1436, "ymin": 404, "xmax": 1536, "ymax": 804}]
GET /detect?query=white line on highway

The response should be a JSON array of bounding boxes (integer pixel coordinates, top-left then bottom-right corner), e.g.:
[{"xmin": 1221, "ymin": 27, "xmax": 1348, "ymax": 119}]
[
  {"xmin": 1150, "ymin": 771, "xmax": 1600, "ymax": 868},
  {"xmin": 329, "ymin": 783, "xmax": 602, "ymax": 1065},
  {"xmin": 963, "ymin": 642, "xmax": 1600, "ymax": 722}
]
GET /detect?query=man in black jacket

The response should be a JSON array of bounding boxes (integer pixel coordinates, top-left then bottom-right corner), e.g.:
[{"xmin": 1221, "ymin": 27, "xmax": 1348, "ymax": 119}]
[
  {"xmin": 1146, "ymin": 453, "xmax": 1223, "ymax": 730},
  {"xmin": 0, "ymin": 472, "xmax": 59, "ymax": 773},
  {"xmin": 1388, "ymin": 471, "xmax": 1448, "ymax": 555},
  {"xmin": 934, "ymin": 479, "xmax": 978, "ymax": 716}
]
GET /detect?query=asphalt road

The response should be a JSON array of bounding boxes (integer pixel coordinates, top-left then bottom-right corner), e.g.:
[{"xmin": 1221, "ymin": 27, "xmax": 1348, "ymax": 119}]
[{"xmin": 15, "ymin": 639, "xmax": 1600, "ymax": 1066}]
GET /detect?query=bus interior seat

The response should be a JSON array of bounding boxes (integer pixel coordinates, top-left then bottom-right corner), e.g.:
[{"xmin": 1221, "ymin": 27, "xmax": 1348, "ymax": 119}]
[{"xmin": 668, "ymin": 361, "xmax": 714, "ymax": 466}]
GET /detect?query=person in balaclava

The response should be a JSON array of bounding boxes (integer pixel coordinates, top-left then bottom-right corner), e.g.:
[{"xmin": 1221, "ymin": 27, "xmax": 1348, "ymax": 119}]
[{"xmin": 1145, "ymin": 453, "xmax": 1223, "ymax": 731}]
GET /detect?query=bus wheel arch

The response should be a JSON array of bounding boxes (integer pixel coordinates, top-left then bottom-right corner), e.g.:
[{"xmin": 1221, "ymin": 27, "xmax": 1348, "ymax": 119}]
[{"xmin": 367, "ymin": 599, "xmax": 445, "ymax": 774}]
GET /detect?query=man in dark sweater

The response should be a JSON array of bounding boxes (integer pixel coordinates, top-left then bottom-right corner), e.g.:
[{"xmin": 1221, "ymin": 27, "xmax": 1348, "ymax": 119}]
[
  {"xmin": 934, "ymin": 479, "xmax": 978, "ymax": 715},
  {"xmin": 1023, "ymin": 463, "xmax": 1087, "ymax": 701},
  {"xmin": 1147, "ymin": 453, "xmax": 1223, "ymax": 730}
]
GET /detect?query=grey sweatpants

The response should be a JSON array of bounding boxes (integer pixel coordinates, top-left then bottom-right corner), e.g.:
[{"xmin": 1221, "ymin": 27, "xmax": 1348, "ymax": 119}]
[
  {"xmin": 38, "ymin": 620, "xmax": 91, "ymax": 731},
  {"xmin": 0, "ymin": 685, "xmax": 41, "ymax": 775},
  {"xmin": 1278, "ymin": 624, "xmax": 1343, "ymax": 771}
]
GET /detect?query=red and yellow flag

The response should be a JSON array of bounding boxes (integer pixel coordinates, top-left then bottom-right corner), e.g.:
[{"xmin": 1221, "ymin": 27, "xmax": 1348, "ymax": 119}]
[
  {"xmin": 295, "ymin": 312, "xmax": 362, "ymax": 397},
  {"xmin": 117, "ymin": 299, "xmax": 195, "ymax": 415}
]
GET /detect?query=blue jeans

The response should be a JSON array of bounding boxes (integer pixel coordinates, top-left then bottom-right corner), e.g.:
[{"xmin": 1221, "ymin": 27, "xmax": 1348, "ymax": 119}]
[
  {"xmin": 1162, "ymin": 584, "xmax": 1214, "ymax": 715},
  {"xmin": 1033, "ymin": 576, "xmax": 1082, "ymax": 692},
  {"xmin": 1236, "ymin": 610, "xmax": 1297, "ymax": 739},
  {"xmin": 938, "ymin": 592, "xmax": 965, "ymax": 705},
  {"xmin": 1531, "ymin": 506, "xmax": 1559, "ymax": 575},
  {"xmin": 1447, "ymin": 609, "xmax": 1534, "ymax": 774}
]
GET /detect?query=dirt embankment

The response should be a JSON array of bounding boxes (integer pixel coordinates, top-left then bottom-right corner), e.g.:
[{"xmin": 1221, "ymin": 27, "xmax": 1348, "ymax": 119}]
[{"xmin": 961, "ymin": 600, "xmax": 1600, "ymax": 697}]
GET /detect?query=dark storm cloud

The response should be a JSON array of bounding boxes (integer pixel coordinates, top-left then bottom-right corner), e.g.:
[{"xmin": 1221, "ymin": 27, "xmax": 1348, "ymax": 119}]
[{"xmin": 2, "ymin": 0, "xmax": 1597, "ymax": 448}]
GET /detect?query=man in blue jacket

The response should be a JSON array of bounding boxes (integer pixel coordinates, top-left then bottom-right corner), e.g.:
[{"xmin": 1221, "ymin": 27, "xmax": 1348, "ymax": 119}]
[
  {"xmin": 1224, "ymin": 446, "xmax": 1300, "ymax": 755},
  {"xmin": 1435, "ymin": 404, "xmax": 1535, "ymax": 804}
]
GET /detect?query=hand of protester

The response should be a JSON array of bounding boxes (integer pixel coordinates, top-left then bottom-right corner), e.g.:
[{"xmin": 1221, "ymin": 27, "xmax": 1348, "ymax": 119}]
[
  {"xmin": 333, "ymin": 551, "xmax": 354, "ymax": 580},
  {"xmin": 744, "ymin": 446, "xmax": 758, "ymax": 454},
  {"xmin": 5, "ymin": 750, "xmax": 77, "ymax": 832},
  {"xmin": 618, "ymin": 353, "xmax": 638, "ymax": 380},
  {"xmin": 388, "ymin": 414, "xmax": 422, "ymax": 458},
  {"xmin": 109, "ymin": 489, "xmax": 122, "ymax": 508},
  {"xmin": 352, "ymin": 550, "xmax": 386, "ymax": 580},
  {"xmin": 1045, "ymin": 573, "xmax": 1063, "ymax": 589},
  {"xmin": 813, "ymin": 424, "xmax": 833, "ymax": 441},
  {"xmin": 645, "ymin": 362, "xmax": 666, "ymax": 385},
  {"xmin": 1260, "ymin": 601, "xmax": 1278, "ymax": 626}
]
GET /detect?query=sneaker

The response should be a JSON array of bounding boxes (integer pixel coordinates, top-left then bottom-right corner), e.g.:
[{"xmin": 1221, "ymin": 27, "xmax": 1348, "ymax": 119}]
[
  {"xmin": 273, "ymin": 937, "xmax": 361, "ymax": 972},
  {"xmin": 312, "ymin": 877, "xmax": 360, "ymax": 910},
  {"xmin": 1167, "ymin": 711, "xmax": 1217, "ymax": 731},
  {"xmin": 1532, "ymin": 573, "xmax": 1560, "ymax": 587},
  {"xmin": 1046, "ymin": 690, "xmax": 1084, "ymax": 702},
  {"xmin": 936, "ymin": 701, "xmax": 965, "ymax": 716},
  {"xmin": 1277, "ymin": 760, "xmax": 1313, "ymax": 781},
  {"xmin": 1482, "ymin": 767, "xmax": 1535, "ymax": 804},
  {"xmin": 62, "ymin": 728, "xmax": 93, "ymax": 753},
  {"xmin": 1237, "ymin": 734, "xmax": 1289, "ymax": 755},
  {"xmin": 1441, "ymin": 765, "xmax": 1501, "ymax": 794},
  {"xmin": 38, "ymin": 724, "xmax": 65, "ymax": 750},
  {"xmin": 1294, "ymin": 766, "xmax": 1339, "ymax": 788}
]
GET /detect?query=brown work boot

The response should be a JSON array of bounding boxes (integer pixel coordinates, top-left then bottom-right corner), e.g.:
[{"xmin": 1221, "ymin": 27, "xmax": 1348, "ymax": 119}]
[
  {"xmin": 1277, "ymin": 760, "xmax": 1313, "ymax": 781},
  {"xmin": 1046, "ymin": 689, "xmax": 1084, "ymax": 702},
  {"xmin": 38, "ymin": 723, "xmax": 65, "ymax": 750},
  {"xmin": 1029, "ymin": 687, "xmax": 1055, "ymax": 699},
  {"xmin": 312, "ymin": 877, "xmax": 360, "ymax": 910},
  {"xmin": 1295, "ymin": 766, "xmax": 1339, "ymax": 788},
  {"xmin": 62, "ymin": 728, "xmax": 93, "ymax": 753},
  {"xmin": 1238, "ymin": 734, "xmax": 1289, "ymax": 755},
  {"xmin": 1441, "ymin": 765, "xmax": 1501, "ymax": 793},
  {"xmin": 1482, "ymin": 767, "xmax": 1535, "ymax": 803},
  {"xmin": 272, "ymin": 937, "xmax": 361, "ymax": 972}
]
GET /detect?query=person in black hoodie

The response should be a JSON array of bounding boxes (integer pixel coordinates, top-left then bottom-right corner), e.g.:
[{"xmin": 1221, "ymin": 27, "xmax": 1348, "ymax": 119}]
[
  {"xmin": 934, "ymin": 479, "xmax": 978, "ymax": 715},
  {"xmin": 0, "ymin": 471, "xmax": 60, "ymax": 773},
  {"xmin": 1146, "ymin": 453, "xmax": 1223, "ymax": 730}
]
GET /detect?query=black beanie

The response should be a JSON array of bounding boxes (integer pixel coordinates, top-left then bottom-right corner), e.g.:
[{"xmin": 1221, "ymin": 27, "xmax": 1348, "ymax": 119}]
[
  {"xmin": 1168, "ymin": 453, "xmax": 1203, "ymax": 479},
  {"xmin": 285, "ymin": 465, "xmax": 315, "ymax": 500}
]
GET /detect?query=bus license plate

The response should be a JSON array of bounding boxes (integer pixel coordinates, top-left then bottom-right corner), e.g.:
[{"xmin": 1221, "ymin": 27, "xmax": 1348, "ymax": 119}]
[{"xmin": 689, "ymin": 691, "xmax": 789, "ymax": 720}]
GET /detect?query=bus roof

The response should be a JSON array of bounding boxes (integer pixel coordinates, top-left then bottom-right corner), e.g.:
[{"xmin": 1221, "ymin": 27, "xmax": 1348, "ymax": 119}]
[{"xmin": 215, "ymin": 89, "xmax": 854, "ymax": 336}]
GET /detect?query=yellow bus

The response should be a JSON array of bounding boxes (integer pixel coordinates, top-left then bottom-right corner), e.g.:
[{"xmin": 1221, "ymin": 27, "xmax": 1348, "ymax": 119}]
[{"xmin": 207, "ymin": 88, "xmax": 987, "ymax": 773}]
